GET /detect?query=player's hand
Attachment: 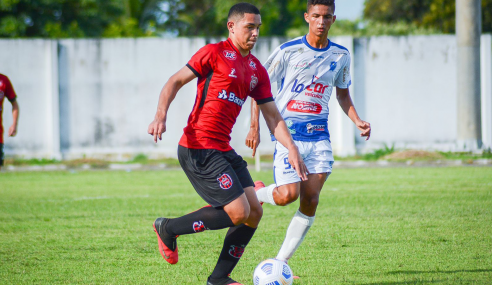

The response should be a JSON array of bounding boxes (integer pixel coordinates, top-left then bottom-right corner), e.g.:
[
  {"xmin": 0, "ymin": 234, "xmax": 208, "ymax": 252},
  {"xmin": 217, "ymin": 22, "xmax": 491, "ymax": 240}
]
[
  {"xmin": 148, "ymin": 116, "xmax": 167, "ymax": 143},
  {"xmin": 287, "ymin": 146, "xmax": 309, "ymax": 181},
  {"xmin": 245, "ymin": 128, "xmax": 260, "ymax": 157},
  {"xmin": 8, "ymin": 124, "xmax": 17, "ymax": 137},
  {"xmin": 356, "ymin": 120, "xmax": 371, "ymax": 141}
]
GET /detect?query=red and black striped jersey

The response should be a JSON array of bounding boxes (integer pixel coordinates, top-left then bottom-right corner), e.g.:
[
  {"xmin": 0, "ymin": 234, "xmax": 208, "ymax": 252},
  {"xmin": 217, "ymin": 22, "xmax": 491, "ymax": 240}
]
[{"xmin": 180, "ymin": 38, "xmax": 273, "ymax": 151}]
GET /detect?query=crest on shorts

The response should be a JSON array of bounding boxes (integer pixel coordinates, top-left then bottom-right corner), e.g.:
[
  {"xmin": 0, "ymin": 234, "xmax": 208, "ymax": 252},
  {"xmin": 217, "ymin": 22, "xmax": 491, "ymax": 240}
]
[
  {"xmin": 250, "ymin": 75, "xmax": 258, "ymax": 91},
  {"xmin": 217, "ymin": 173, "xmax": 233, "ymax": 190},
  {"xmin": 223, "ymin": 50, "xmax": 237, "ymax": 60}
]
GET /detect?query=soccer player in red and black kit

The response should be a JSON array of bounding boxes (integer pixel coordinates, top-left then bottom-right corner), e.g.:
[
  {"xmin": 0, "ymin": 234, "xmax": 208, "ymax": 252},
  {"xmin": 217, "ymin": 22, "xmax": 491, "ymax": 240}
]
[
  {"xmin": 147, "ymin": 3, "xmax": 308, "ymax": 285},
  {"xmin": 0, "ymin": 74, "xmax": 20, "ymax": 170}
]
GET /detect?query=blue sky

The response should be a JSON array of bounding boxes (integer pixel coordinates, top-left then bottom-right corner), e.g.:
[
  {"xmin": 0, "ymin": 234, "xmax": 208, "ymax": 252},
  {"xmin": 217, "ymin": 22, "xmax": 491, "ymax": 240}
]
[{"xmin": 334, "ymin": 0, "xmax": 365, "ymax": 20}]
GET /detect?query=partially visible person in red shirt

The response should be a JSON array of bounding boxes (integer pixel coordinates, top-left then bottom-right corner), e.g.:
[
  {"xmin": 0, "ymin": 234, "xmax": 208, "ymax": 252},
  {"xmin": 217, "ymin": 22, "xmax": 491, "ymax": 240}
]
[{"xmin": 0, "ymin": 74, "xmax": 19, "ymax": 170}]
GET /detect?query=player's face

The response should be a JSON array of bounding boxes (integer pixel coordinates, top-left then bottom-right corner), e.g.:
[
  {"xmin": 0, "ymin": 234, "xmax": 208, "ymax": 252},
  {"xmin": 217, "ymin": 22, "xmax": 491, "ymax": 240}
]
[
  {"xmin": 229, "ymin": 13, "xmax": 262, "ymax": 52},
  {"xmin": 304, "ymin": 4, "xmax": 336, "ymax": 38}
]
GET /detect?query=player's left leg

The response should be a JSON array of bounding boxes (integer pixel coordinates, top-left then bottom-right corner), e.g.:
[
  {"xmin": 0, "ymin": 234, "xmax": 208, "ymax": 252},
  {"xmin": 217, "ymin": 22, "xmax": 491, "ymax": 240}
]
[
  {"xmin": 207, "ymin": 152, "xmax": 262, "ymax": 285},
  {"xmin": 275, "ymin": 172, "xmax": 329, "ymax": 262}
]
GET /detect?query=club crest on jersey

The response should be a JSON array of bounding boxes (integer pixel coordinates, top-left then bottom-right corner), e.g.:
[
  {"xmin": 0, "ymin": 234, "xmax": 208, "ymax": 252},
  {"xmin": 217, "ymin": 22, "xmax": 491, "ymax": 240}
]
[
  {"xmin": 329, "ymin": 61, "xmax": 337, "ymax": 71},
  {"xmin": 249, "ymin": 59, "xmax": 257, "ymax": 70},
  {"xmin": 250, "ymin": 75, "xmax": 258, "ymax": 91},
  {"xmin": 223, "ymin": 50, "xmax": 237, "ymax": 60},
  {"xmin": 228, "ymin": 245, "xmax": 245, "ymax": 258},
  {"xmin": 193, "ymin": 221, "xmax": 206, "ymax": 232},
  {"xmin": 217, "ymin": 173, "xmax": 233, "ymax": 190},
  {"xmin": 229, "ymin": 68, "xmax": 237, "ymax": 78}
]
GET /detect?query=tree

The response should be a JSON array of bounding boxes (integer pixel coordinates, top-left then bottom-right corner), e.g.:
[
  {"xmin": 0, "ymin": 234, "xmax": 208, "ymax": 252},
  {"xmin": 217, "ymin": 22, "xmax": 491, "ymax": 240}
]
[
  {"xmin": 0, "ymin": 0, "xmax": 162, "ymax": 38},
  {"xmin": 364, "ymin": 0, "xmax": 492, "ymax": 33}
]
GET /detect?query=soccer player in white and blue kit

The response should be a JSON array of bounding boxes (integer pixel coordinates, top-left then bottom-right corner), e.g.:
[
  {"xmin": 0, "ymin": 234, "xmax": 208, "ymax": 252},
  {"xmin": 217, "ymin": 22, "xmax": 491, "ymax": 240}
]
[{"xmin": 246, "ymin": 0, "xmax": 371, "ymax": 269}]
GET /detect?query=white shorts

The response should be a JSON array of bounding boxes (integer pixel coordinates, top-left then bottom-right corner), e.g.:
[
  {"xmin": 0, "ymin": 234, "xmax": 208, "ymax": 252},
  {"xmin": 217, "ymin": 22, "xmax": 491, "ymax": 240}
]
[{"xmin": 273, "ymin": 140, "xmax": 334, "ymax": 187}]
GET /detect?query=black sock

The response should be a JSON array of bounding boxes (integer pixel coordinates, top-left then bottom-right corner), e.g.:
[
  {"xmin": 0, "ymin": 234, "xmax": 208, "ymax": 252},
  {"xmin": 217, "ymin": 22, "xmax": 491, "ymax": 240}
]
[
  {"xmin": 165, "ymin": 206, "xmax": 235, "ymax": 236},
  {"xmin": 210, "ymin": 224, "xmax": 257, "ymax": 279}
]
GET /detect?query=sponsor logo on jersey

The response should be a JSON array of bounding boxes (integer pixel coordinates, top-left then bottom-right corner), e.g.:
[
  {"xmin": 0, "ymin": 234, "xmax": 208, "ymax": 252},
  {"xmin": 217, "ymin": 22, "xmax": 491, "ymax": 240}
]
[
  {"xmin": 343, "ymin": 66, "xmax": 349, "ymax": 82},
  {"xmin": 193, "ymin": 221, "xmax": 206, "ymax": 232},
  {"xmin": 250, "ymin": 75, "xmax": 258, "ymax": 91},
  {"xmin": 287, "ymin": 100, "xmax": 322, "ymax": 114},
  {"xmin": 306, "ymin": 123, "xmax": 326, "ymax": 133},
  {"xmin": 223, "ymin": 50, "xmax": 237, "ymax": 60},
  {"xmin": 249, "ymin": 59, "xmax": 257, "ymax": 70},
  {"xmin": 218, "ymin": 90, "xmax": 245, "ymax": 106},
  {"xmin": 285, "ymin": 120, "xmax": 296, "ymax": 134},
  {"xmin": 292, "ymin": 60, "xmax": 312, "ymax": 70},
  {"xmin": 217, "ymin": 173, "xmax": 233, "ymax": 189},
  {"xmin": 291, "ymin": 77, "xmax": 329, "ymax": 95},
  {"xmin": 229, "ymin": 68, "xmax": 237, "ymax": 78},
  {"xmin": 229, "ymin": 245, "xmax": 245, "ymax": 258},
  {"xmin": 314, "ymin": 55, "xmax": 324, "ymax": 59}
]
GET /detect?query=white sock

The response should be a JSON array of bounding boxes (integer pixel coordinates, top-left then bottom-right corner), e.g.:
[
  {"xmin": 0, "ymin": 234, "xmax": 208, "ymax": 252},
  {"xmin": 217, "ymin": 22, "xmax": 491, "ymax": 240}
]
[
  {"xmin": 256, "ymin": 184, "xmax": 277, "ymax": 205},
  {"xmin": 276, "ymin": 210, "xmax": 315, "ymax": 262}
]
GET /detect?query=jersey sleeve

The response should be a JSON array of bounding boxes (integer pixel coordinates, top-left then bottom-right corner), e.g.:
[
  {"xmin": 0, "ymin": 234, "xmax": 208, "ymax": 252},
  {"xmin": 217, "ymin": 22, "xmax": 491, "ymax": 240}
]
[
  {"xmin": 186, "ymin": 45, "xmax": 216, "ymax": 78},
  {"xmin": 335, "ymin": 53, "xmax": 352, "ymax": 89},
  {"xmin": 263, "ymin": 46, "xmax": 287, "ymax": 84},
  {"xmin": 250, "ymin": 65, "xmax": 274, "ymax": 105},
  {"xmin": 4, "ymin": 76, "xmax": 17, "ymax": 102}
]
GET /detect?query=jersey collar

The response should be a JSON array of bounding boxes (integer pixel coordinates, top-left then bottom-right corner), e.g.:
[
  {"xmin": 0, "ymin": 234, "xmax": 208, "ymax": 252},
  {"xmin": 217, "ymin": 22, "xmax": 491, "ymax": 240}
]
[
  {"xmin": 226, "ymin": 38, "xmax": 251, "ymax": 59},
  {"xmin": 302, "ymin": 35, "xmax": 332, "ymax": 52}
]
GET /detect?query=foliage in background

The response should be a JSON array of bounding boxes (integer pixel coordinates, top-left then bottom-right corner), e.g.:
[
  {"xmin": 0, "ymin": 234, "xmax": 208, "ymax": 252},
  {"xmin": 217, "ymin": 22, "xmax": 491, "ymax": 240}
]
[
  {"xmin": 0, "ymin": 0, "xmax": 163, "ymax": 38},
  {"xmin": 364, "ymin": 0, "xmax": 492, "ymax": 34}
]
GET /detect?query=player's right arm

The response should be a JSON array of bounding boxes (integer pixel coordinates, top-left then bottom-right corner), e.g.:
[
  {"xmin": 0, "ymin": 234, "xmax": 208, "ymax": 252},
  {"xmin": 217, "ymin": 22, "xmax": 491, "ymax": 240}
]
[{"xmin": 148, "ymin": 66, "xmax": 197, "ymax": 143}]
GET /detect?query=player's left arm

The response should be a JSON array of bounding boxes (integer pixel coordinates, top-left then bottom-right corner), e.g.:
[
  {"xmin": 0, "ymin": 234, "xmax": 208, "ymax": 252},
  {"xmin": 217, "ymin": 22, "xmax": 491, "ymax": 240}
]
[
  {"xmin": 259, "ymin": 101, "xmax": 309, "ymax": 181},
  {"xmin": 336, "ymin": 87, "xmax": 371, "ymax": 140},
  {"xmin": 8, "ymin": 100, "xmax": 19, "ymax": 137}
]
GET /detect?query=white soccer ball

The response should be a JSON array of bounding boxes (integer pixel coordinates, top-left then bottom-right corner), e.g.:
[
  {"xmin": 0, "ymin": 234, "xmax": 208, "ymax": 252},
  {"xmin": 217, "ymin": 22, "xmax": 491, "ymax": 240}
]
[{"xmin": 253, "ymin": 258, "xmax": 293, "ymax": 285}]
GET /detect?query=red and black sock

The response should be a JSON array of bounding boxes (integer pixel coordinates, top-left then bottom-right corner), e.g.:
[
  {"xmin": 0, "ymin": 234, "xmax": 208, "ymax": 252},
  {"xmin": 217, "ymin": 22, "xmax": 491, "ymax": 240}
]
[
  {"xmin": 165, "ymin": 206, "xmax": 235, "ymax": 236},
  {"xmin": 210, "ymin": 224, "xmax": 257, "ymax": 279}
]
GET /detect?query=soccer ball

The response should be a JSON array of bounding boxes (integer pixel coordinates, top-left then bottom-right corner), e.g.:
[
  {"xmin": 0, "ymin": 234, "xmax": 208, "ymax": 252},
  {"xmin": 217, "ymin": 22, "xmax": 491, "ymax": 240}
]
[{"xmin": 253, "ymin": 258, "xmax": 293, "ymax": 285}]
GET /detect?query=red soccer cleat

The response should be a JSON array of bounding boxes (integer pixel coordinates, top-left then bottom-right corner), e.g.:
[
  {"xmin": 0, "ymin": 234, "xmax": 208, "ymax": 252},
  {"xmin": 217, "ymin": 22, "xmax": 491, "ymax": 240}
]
[
  {"xmin": 153, "ymin": 217, "xmax": 179, "ymax": 264},
  {"xmin": 254, "ymin": 181, "xmax": 266, "ymax": 206}
]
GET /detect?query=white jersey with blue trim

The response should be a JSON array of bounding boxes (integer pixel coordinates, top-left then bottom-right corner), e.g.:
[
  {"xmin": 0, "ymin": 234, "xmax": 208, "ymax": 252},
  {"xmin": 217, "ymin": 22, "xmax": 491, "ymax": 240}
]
[{"xmin": 265, "ymin": 35, "xmax": 351, "ymax": 142}]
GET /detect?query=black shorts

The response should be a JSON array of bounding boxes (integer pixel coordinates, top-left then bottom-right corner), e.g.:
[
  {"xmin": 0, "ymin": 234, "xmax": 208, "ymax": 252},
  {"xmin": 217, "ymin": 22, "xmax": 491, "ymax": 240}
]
[
  {"xmin": 178, "ymin": 145, "xmax": 254, "ymax": 208},
  {"xmin": 0, "ymin": 143, "xmax": 4, "ymax": 166}
]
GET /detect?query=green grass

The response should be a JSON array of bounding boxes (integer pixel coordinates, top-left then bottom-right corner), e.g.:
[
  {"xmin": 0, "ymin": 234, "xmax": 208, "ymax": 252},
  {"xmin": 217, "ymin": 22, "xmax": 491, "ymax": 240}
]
[{"xmin": 0, "ymin": 167, "xmax": 491, "ymax": 284}]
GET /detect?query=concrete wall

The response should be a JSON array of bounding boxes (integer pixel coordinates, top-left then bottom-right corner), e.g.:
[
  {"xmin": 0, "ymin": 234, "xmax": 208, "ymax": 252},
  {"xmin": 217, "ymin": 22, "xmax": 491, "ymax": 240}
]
[{"xmin": 1, "ymin": 35, "xmax": 491, "ymax": 160}]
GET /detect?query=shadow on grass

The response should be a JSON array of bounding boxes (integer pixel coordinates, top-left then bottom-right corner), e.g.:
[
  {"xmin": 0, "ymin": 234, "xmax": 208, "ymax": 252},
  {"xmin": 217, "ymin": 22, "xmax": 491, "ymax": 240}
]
[
  {"xmin": 387, "ymin": 269, "xmax": 492, "ymax": 274},
  {"xmin": 359, "ymin": 281, "xmax": 444, "ymax": 285}
]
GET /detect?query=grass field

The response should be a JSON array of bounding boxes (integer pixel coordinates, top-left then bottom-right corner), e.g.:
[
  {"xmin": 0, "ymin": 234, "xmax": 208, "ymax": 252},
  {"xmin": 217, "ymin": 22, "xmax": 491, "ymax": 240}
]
[{"xmin": 0, "ymin": 167, "xmax": 491, "ymax": 284}]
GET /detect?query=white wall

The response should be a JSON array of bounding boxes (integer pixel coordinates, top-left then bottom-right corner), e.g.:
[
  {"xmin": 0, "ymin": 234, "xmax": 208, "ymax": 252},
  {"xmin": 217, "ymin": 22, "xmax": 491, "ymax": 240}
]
[{"xmin": 1, "ymin": 35, "xmax": 491, "ymax": 160}]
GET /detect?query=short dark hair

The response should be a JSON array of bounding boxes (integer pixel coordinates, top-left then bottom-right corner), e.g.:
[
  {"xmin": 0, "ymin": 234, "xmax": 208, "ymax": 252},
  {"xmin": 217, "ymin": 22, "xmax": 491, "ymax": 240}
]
[
  {"xmin": 228, "ymin": 2, "xmax": 261, "ymax": 21},
  {"xmin": 307, "ymin": 0, "xmax": 335, "ymax": 13}
]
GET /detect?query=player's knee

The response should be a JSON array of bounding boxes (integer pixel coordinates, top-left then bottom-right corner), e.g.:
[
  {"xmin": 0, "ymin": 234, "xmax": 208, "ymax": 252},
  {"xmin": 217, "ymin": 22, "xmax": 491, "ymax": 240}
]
[
  {"xmin": 229, "ymin": 207, "xmax": 250, "ymax": 225},
  {"xmin": 276, "ymin": 190, "xmax": 299, "ymax": 206},
  {"xmin": 302, "ymin": 195, "xmax": 319, "ymax": 209}
]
